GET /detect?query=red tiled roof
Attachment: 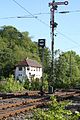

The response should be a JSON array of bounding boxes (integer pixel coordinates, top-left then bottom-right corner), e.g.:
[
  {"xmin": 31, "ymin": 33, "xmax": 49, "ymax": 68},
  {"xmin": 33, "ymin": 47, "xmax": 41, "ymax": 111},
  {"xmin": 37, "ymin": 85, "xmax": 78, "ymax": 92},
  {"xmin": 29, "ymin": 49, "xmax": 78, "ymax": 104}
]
[{"xmin": 16, "ymin": 59, "xmax": 42, "ymax": 68}]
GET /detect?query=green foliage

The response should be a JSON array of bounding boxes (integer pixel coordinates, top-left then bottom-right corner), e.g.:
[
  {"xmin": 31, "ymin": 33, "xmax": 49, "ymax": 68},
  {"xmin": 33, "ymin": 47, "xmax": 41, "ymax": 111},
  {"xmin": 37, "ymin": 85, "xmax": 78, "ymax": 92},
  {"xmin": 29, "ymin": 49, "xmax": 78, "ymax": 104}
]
[
  {"xmin": 0, "ymin": 25, "xmax": 41, "ymax": 78},
  {"xmin": 32, "ymin": 96, "xmax": 80, "ymax": 120},
  {"xmin": 54, "ymin": 51, "xmax": 80, "ymax": 89},
  {"xmin": 1, "ymin": 25, "xmax": 80, "ymax": 90},
  {"xmin": 23, "ymin": 76, "xmax": 48, "ymax": 91},
  {"xmin": 38, "ymin": 47, "xmax": 51, "ymax": 74},
  {"xmin": 30, "ymin": 78, "xmax": 41, "ymax": 90},
  {"xmin": 23, "ymin": 78, "xmax": 30, "ymax": 90},
  {"xmin": 43, "ymin": 81, "xmax": 48, "ymax": 91},
  {"xmin": 0, "ymin": 75, "xmax": 24, "ymax": 92}
]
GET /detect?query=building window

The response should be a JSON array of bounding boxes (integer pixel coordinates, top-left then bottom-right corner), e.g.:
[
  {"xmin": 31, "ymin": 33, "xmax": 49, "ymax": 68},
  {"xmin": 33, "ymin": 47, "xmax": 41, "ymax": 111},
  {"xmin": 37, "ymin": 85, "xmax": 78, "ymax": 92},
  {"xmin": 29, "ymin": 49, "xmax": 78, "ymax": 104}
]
[
  {"xmin": 36, "ymin": 68, "xmax": 38, "ymax": 71},
  {"xmin": 39, "ymin": 68, "xmax": 40, "ymax": 71},
  {"xmin": 27, "ymin": 67, "xmax": 30, "ymax": 70},
  {"xmin": 31, "ymin": 67, "xmax": 33, "ymax": 71},
  {"xmin": 18, "ymin": 66, "xmax": 22, "ymax": 71},
  {"xmin": 29, "ymin": 73, "xmax": 31, "ymax": 77},
  {"xmin": 34, "ymin": 68, "xmax": 35, "ymax": 71},
  {"xmin": 19, "ymin": 74, "xmax": 22, "ymax": 76}
]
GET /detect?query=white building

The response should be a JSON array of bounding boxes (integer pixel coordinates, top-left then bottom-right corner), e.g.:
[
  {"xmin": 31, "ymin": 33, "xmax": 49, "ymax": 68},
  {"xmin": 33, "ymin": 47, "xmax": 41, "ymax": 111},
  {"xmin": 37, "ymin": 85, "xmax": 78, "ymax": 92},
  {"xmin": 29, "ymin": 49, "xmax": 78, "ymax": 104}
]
[{"xmin": 15, "ymin": 58, "xmax": 42, "ymax": 81}]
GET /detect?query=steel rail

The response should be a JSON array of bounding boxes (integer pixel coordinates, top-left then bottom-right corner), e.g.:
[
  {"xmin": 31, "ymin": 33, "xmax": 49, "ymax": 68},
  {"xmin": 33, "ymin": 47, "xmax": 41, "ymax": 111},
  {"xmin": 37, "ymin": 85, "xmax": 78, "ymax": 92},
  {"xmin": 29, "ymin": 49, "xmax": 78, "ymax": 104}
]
[{"xmin": 0, "ymin": 96, "xmax": 50, "ymax": 119}]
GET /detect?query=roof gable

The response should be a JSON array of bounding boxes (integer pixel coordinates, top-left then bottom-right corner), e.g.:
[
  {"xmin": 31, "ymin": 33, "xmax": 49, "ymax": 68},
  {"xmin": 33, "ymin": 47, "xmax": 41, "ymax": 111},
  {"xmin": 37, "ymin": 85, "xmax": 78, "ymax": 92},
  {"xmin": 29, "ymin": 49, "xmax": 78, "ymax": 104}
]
[{"xmin": 16, "ymin": 59, "xmax": 42, "ymax": 68}]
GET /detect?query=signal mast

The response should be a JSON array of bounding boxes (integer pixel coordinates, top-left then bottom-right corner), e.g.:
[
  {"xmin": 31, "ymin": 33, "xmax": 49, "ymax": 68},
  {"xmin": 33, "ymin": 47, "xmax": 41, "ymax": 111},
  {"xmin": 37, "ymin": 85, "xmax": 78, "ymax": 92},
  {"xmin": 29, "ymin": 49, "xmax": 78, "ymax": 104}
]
[{"xmin": 49, "ymin": 0, "xmax": 68, "ymax": 93}]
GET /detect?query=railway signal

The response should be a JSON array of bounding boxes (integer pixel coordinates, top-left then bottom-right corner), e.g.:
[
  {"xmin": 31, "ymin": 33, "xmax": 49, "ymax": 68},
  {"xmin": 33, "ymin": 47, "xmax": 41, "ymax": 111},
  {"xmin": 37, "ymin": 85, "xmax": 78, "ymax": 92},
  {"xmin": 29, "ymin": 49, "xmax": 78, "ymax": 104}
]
[
  {"xmin": 38, "ymin": 39, "xmax": 45, "ymax": 48},
  {"xmin": 38, "ymin": 39, "xmax": 46, "ymax": 95},
  {"xmin": 49, "ymin": 1, "xmax": 68, "ymax": 6},
  {"xmin": 48, "ymin": 0, "xmax": 68, "ymax": 93}
]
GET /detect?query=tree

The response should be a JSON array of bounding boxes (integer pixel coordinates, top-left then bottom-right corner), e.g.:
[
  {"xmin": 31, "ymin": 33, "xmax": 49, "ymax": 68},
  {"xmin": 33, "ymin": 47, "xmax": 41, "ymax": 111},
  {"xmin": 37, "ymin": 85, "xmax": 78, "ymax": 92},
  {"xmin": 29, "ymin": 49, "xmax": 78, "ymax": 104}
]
[
  {"xmin": 38, "ymin": 46, "xmax": 51, "ymax": 78},
  {"xmin": 54, "ymin": 50, "xmax": 80, "ymax": 88},
  {"xmin": 0, "ymin": 25, "xmax": 40, "ymax": 78}
]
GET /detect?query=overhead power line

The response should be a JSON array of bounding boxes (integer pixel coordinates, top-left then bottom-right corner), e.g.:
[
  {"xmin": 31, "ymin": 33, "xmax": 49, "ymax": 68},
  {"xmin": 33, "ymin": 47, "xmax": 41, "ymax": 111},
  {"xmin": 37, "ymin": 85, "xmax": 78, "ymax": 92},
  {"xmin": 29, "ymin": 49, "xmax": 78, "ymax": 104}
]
[
  {"xmin": 12, "ymin": 0, "xmax": 35, "ymax": 18},
  {"xmin": 63, "ymin": 44, "xmax": 80, "ymax": 52},
  {"xmin": 33, "ymin": 10, "xmax": 80, "ymax": 15},
  {"xmin": 12, "ymin": 0, "xmax": 49, "ymax": 27},
  {"xmin": 0, "ymin": 15, "xmax": 37, "ymax": 19},
  {"xmin": 37, "ymin": 10, "xmax": 80, "ymax": 14},
  {"xmin": 0, "ymin": 8, "xmax": 80, "ymax": 21},
  {"xmin": 11, "ymin": 0, "xmax": 80, "ymax": 50},
  {"xmin": 31, "ymin": 10, "xmax": 80, "ymax": 15},
  {"xmin": 1, "ymin": 9, "xmax": 80, "ymax": 20},
  {"xmin": 56, "ymin": 30, "xmax": 80, "ymax": 46},
  {"xmin": 0, "ymin": 8, "xmax": 80, "ymax": 19}
]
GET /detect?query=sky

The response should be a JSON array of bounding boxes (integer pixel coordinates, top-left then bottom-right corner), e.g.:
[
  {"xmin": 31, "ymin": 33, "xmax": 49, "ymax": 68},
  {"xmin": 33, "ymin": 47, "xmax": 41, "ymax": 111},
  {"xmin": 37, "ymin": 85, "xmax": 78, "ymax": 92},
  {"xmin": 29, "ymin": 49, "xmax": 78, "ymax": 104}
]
[{"xmin": 0, "ymin": 0, "xmax": 80, "ymax": 55}]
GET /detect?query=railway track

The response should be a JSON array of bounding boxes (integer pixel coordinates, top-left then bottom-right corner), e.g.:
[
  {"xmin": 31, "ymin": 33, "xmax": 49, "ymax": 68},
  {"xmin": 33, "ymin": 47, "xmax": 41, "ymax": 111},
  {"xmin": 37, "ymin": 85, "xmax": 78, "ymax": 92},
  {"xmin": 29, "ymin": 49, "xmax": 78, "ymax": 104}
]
[
  {"xmin": 0, "ymin": 90, "xmax": 39, "ymax": 99},
  {"xmin": 0, "ymin": 94, "xmax": 50, "ymax": 119},
  {"xmin": 54, "ymin": 89, "xmax": 80, "ymax": 100},
  {"xmin": 0, "ymin": 89, "xmax": 80, "ymax": 119}
]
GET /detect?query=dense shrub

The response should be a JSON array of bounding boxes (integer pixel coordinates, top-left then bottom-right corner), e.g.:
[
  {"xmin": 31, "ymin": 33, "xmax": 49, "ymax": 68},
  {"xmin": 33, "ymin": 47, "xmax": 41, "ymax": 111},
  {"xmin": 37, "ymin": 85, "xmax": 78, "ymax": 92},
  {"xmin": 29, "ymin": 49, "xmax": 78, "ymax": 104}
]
[
  {"xmin": 23, "ymin": 77, "xmax": 48, "ymax": 91},
  {"xmin": 32, "ymin": 96, "xmax": 80, "ymax": 120},
  {"xmin": 23, "ymin": 78, "xmax": 30, "ymax": 90},
  {"xmin": 0, "ymin": 75, "xmax": 24, "ymax": 92}
]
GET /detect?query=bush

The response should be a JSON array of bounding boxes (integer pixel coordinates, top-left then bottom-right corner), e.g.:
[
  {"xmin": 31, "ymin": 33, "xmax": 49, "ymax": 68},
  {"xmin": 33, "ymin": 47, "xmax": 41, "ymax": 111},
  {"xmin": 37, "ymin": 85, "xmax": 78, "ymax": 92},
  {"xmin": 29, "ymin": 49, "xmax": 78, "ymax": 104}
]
[
  {"xmin": 33, "ymin": 96, "xmax": 80, "ymax": 120},
  {"xmin": 30, "ymin": 78, "xmax": 41, "ymax": 90},
  {"xmin": 23, "ymin": 78, "xmax": 30, "ymax": 90},
  {"xmin": 0, "ymin": 75, "xmax": 24, "ymax": 92}
]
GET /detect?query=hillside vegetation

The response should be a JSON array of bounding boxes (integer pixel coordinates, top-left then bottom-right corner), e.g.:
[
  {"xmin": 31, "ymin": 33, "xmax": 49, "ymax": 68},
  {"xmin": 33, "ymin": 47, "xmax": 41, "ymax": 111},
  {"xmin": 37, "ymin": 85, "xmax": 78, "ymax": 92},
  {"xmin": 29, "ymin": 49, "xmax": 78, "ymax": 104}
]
[
  {"xmin": 0, "ymin": 25, "xmax": 50, "ymax": 78},
  {"xmin": 0, "ymin": 25, "xmax": 80, "ymax": 90}
]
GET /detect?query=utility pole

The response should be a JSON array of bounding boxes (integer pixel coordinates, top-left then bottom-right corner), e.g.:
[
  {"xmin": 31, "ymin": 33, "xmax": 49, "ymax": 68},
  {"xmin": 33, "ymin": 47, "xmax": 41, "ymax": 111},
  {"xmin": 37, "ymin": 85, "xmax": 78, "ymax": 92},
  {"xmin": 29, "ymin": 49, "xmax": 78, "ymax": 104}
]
[{"xmin": 48, "ymin": 0, "xmax": 68, "ymax": 93}]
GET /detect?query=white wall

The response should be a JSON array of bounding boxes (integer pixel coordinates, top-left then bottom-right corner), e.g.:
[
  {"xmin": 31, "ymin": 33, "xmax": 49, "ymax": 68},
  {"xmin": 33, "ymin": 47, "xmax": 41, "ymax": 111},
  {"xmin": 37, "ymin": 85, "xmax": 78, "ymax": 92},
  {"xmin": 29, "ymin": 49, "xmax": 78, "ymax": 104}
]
[
  {"xmin": 25, "ymin": 66, "xmax": 42, "ymax": 79},
  {"xmin": 15, "ymin": 66, "xmax": 42, "ymax": 81},
  {"xmin": 15, "ymin": 67, "xmax": 26, "ymax": 81}
]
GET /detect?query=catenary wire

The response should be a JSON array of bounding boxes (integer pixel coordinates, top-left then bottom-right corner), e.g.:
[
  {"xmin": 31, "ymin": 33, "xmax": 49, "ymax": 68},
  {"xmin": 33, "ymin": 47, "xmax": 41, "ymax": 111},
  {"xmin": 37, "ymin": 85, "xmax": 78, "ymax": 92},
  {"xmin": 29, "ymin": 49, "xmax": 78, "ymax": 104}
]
[
  {"xmin": 0, "ymin": 15, "xmax": 38, "ymax": 19},
  {"xmin": 55, "ymin": 30, "xmax": 80, "ymax": 51},
  {"xmin": 12, "ymin": 0, "xmax": 35, "ymax": 18},
  {"xmin": 12, "ymin": 0, "xmax": 49, "ymax": 27},
  {"xmin": 1, "ymin": 9, "xmax": 80, "ymax": 20},
  {"xmin": 11, "ymin": 0, "xmax": 80, "ymax": 51},
  {"xmin": 56, "ymin": 30, "xmax": 80, "ymax": 47},
  {"xmin": 63, "ymin": 44, "xmax": 80, "ymax": 52}
]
